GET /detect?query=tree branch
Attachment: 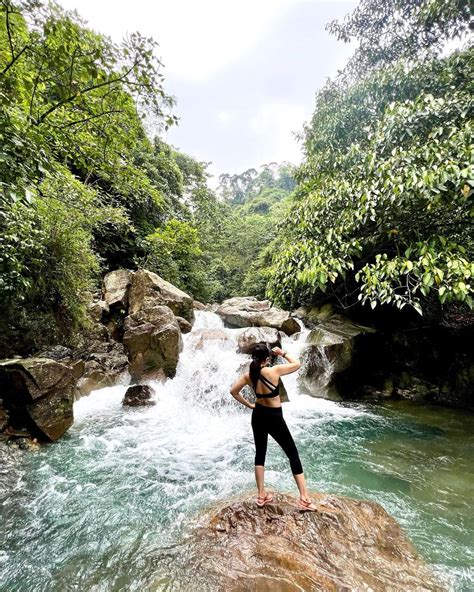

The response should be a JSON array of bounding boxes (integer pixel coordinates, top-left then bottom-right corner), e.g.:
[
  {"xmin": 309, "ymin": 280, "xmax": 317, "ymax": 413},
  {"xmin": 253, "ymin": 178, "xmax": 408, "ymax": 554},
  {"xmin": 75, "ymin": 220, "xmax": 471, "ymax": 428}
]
[
  {"xmin": 4, "ymin": 2, "xmax": 15, "ymax": 59},
  {"xmin": 57, "ymin": 109, "xmax": 124, "ymax": 128},
  {"xmin": 0, "ymin": 42, "xmax": 28, "ymax": 75},
  {"xmin": 33, "ymin": 62, "xmax": 137, "ymax": 125}
]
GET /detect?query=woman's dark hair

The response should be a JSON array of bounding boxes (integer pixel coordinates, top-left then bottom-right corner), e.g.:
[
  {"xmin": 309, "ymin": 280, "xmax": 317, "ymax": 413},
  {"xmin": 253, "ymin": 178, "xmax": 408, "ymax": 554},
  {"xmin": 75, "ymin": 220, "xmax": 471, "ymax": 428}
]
[{"xmin": 249, "ymin": 342, "xmax": 271, "ymax": 389}]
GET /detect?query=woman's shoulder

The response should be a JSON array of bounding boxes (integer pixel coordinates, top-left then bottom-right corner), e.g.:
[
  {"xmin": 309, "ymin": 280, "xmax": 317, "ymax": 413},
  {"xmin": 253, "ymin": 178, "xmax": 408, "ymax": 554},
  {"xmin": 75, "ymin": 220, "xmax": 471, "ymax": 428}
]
[{"xmin": 261, "ymin": 367, "xmax": 279, "ymax": 380}]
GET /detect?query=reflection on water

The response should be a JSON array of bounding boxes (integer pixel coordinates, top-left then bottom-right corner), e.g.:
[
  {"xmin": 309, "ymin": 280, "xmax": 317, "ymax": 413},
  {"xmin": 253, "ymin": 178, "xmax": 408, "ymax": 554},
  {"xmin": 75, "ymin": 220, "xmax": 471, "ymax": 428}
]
[{"xmin": 1, "ymin": 312, "xmax": 473, "ymax": 591}]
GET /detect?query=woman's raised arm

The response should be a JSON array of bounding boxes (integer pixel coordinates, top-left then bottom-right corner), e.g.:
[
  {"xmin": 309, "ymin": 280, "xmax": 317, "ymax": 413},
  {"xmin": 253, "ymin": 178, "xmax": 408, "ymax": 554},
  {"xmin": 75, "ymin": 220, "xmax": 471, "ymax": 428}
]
[{"xmin": 271, "ymin": 347, "xmax": 301, "ymax": 376}]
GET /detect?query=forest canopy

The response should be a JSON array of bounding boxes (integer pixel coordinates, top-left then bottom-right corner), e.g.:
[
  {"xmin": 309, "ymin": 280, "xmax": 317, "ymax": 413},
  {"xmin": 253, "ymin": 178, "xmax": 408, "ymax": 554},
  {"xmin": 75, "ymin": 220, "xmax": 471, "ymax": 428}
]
[{"xmin": 0, "ymin": 0, "xmax": 472, "ymax": 357}]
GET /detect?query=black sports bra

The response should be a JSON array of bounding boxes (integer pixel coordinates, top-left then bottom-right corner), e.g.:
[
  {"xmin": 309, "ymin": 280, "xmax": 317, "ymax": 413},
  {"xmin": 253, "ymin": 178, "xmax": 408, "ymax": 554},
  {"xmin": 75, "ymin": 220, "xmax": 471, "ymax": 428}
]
[{"xmin": 254, "ymin": 373, "xmax": 280, "ymax": 398}]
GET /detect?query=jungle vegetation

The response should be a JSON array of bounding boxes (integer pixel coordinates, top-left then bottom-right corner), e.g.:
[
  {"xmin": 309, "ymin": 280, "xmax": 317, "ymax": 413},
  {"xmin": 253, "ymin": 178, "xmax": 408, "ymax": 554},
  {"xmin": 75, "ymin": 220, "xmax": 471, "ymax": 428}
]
[{"xmin": 0, "ymin": 0, "xmax": 472, "ymax": 356}]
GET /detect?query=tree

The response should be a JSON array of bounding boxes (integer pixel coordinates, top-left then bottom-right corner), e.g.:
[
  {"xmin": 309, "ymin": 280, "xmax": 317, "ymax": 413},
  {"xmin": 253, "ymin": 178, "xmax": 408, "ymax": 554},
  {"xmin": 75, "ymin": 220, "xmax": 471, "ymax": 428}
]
[
  {"xmin": 327, "ymin": 0, "xmax": 470, "ymax": 79},
  {"xmin": 268, "ymin": 4, "xmax": 473, "ymax": 315},
  {"xmin": 0, "ymin": 0, "xmax": 186, "ymax": 354}
]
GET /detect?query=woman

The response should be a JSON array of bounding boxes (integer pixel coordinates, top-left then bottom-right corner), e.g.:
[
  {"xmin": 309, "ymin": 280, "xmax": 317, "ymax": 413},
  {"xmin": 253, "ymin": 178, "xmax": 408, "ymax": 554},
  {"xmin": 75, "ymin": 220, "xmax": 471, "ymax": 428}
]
[{"xmin": 230, "ymin": 342, "xmax": 317, "ymax": 511}]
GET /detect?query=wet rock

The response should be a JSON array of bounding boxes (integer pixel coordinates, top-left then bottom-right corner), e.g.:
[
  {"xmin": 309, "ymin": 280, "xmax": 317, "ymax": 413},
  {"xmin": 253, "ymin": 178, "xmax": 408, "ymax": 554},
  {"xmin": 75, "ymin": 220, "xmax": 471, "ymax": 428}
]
[
  {"xmin": 102, "ymin": 269, "xmax": 131, "ymax": 310},
  {"xmin": 128, "ymin": 269, "xmax": 194, "ymax": 323},
  {"xmin": 176, "ymin": 316, "xmax": 192, "ymax": 334},
  {"xmin": 293, "ymin": 303, "xmax": 334, "ymax": 328},
  {"xmin": 0, "ymin": 405, "xmax": 9, "ymax": 431},
  {"xmin": 237, "ymin": 326, "xmax": 281, "ymax": 354},
  {"xmin": 217, "ymin": 297, "xmax": 300, "ymax": 335},
  {"xmin": 70, "ymin": 360, "xmax": 86, "ymax": 381},
  {"xmin": 193, "ymin": 300, "xmax": 206, "ymax": 310},
  {"xmin": 123, "ymin": 305, "xmax": 182, "ymax": 381},
  {"xmin": 122, "ymin": 384, "xmax": 156, "ymax": 406},
  {"xmin": 14, "ymin": 437, "xmax": 40, "ymax": 451},
  {"xmin": 193, "ymin": 329, "xmax": 233, "ymax": 349},
  {"xmin": 36, "ymin": 345, "xmax": 73, "ymax": 361},
  {"xmin": 300, "ymin": 315, "xmax": 373, "ymax": 399},
  {"xmin": 0, "ymin": 358, "xmax": 74, "ymax": 442},
  {"xmin": 183, "ymin": 492, "xmax": 443, "ymax": 592},
  {"xmin": 74, "ymin": 341, "xmax": 129, "ymax": 398},
  {"xmin": 333, "ymin": 320, "xmax": 474, "ymax": 409}
]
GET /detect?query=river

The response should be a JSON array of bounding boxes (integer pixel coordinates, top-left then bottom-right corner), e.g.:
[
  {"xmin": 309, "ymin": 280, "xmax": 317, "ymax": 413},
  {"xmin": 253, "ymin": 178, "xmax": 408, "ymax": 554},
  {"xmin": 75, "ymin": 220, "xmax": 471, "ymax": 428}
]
[{"xmin": 1, "ymin": 311, "xmax": 473, "ymax": 591}]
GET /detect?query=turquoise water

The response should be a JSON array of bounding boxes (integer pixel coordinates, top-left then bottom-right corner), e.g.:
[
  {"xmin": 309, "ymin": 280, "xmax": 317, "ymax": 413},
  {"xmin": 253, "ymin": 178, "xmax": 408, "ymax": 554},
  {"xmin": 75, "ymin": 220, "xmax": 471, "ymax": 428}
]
[{"xmin": 1, "ymin": 313, "xmax": 473, "ymax": 591}]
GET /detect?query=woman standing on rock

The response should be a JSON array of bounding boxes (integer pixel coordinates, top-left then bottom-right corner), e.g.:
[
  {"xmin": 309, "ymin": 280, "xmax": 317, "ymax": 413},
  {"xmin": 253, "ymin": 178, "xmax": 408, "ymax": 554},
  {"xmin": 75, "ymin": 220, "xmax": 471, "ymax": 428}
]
[{"xmin": 230, "ymin": 343, "xmax": 317, "ymax": 511}]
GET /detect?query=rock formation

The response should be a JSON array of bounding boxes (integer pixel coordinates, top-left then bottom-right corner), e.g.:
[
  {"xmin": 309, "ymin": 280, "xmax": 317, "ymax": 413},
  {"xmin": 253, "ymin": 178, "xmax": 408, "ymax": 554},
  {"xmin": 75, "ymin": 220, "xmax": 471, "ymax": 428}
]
[
  {"xmin": 0, "ymin": 358, "xmax": 74, "ymax": 441},
  {"xmin": 237, "ymin": 326, "xmax": 281, "ymax": 354},
  {"xmin": 122, "ymin": 384, "xmax": 156, "ymax": 406},
  {"xmin": 299, "ymin": 314, "xmax": 373, "ymax": 399},
  {"xmin": 180, "ymin": 492, "xmax": 443, "ymax": 591},
  {"xmin": 297, "ymin": 305, "xmax": 474, "ymax": 409},
  {"xmin": 123, "ymin": 305, "xmax": 182, "ymax": 381},
  {"xmin": 102, "ymin": 269, "xmax": 131, "ymax": 309},
  {"xmin": 128, "ymin": 269, "xmax": 194, "ymax": 323},
  {"xmin": 217, "ymin": 297, "xmax": 300, "ymax": 335}
]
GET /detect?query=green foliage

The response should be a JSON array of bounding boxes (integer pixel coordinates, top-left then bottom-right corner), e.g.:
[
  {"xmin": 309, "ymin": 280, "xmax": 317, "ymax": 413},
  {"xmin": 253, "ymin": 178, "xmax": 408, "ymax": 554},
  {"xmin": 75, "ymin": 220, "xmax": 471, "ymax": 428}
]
[
  {"xmin": 144, "ymin": 219, "xmax": 203, "ymax": 296},
  {"xmin": 327, "ymin": 0, "xmax": 470, "ymax": 78},
  {"xmin": 269, "ymin": 6, "xmax": 473, "ymax": 315},
  {"xmin": 0, "ymin": 167, "xmax": 107, "ymax": 353},
  {"xmin": 0, "ymin": 0, "xmax": 197, "ymax": 354},
  {"xmin": 208, "ymin": 164, "xmax": 295, "ymax": 299}
]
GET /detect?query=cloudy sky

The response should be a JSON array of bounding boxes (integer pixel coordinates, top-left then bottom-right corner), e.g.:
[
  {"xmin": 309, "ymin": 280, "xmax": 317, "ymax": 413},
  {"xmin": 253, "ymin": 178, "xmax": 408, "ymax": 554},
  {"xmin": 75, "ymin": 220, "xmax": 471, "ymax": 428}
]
[{"xmin": 58, "ymin": 0, "xmax": 357, "ymax": 179}]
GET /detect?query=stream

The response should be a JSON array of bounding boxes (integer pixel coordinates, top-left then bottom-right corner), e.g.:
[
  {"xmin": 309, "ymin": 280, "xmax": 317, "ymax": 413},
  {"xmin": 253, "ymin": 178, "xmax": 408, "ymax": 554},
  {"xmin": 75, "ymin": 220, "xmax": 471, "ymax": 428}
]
[{"xmin": 1, "ymin": 311, "xmax": 473, "ymax": 591}]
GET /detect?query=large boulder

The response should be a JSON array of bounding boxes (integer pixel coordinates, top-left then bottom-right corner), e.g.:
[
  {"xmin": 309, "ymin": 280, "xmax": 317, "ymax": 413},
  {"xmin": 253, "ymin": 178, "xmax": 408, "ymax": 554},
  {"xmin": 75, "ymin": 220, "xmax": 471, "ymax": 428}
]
[
  {"xmin": 0, "ymin": 358, "xmax": 74, "ymax": 442},
  {"xmin": 179, "ymin": 492, "xmax": 443, "ymax": 591},
  {"xmin": 128, "ymin": 270, "xmax": 194, "ymax": 323},
  {"xmin": 237, "ymin": 326, "xmax": 281, "ymax": 354},
  {"xmin": 102, "ymin": 269, "xmax": 131, "ymax": 310},
  {"xmin": 333, "ymin": 317, "xmax": 474, "ymax": 409},
  {"xmin": 300, "ymin": 315, "xmax": 373, "ymax": 400},
  {"xmin": 217, "ymin": 297, "xmax": 300, "ymax": 335},
  {"xmin": 123, "ymin": 305, "xmax": 182, "ymax": 381}
]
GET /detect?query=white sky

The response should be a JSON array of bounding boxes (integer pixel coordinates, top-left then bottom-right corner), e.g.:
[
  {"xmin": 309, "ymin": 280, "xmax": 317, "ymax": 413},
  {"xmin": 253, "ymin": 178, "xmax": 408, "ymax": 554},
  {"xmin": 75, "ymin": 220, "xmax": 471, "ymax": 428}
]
[{"xmin": 57, "ymin": 0, "xmax": 358, "ymax": 179}]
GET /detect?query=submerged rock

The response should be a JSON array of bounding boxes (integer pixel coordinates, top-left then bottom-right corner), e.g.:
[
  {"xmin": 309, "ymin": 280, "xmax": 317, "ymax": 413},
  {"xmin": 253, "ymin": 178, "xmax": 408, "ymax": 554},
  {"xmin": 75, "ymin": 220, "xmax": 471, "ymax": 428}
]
[
  {"xmin": 217, "ymin": 296, "xmax": 300, "ymax": 335},
  {"xmin": 193, "ymin": 329, "xmax": 233, "ymax": 350},
  {"xmin": 0, "ymin": 358, "xmax": 74, "ymax": 442},
  {"xmin": 122, "ymin": 384, "xmax": 156, "ymax": 406},
  {"xmin": 182, "ymin": 492, "xmax": 443, "ymax": 591}
]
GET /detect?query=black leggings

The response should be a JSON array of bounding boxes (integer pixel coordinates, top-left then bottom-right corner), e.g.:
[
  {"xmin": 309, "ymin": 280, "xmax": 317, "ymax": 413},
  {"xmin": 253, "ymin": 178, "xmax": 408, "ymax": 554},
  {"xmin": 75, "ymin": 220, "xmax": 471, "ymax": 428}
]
[{"xmin": 251, "ymin": 403, "xmax": 303, "ymax": 475}]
